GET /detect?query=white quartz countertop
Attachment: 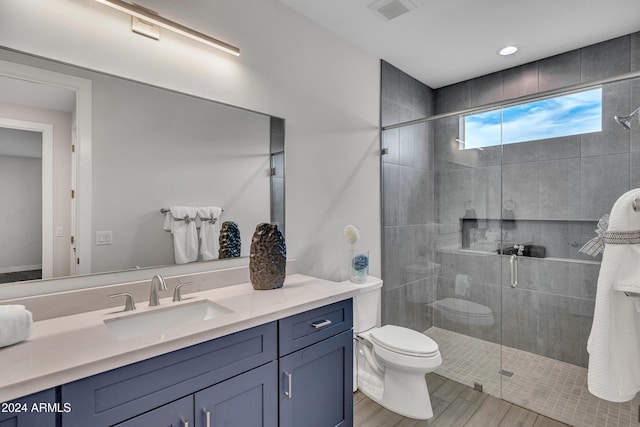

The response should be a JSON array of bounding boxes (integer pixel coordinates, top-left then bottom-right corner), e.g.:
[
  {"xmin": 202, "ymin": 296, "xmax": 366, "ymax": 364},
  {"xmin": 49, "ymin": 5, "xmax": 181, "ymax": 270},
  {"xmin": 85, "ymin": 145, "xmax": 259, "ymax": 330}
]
[{"xmin": 0, "ymin": 274, "xmax": 363, "ymax": 402}]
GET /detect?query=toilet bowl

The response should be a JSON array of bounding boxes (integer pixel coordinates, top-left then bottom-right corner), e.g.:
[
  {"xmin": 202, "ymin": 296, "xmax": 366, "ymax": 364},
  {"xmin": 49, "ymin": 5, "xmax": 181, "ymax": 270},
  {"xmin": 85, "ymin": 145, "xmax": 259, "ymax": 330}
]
[{"xmin": 350, "ymin": 277, "xmax": 442, "ymax": 420}]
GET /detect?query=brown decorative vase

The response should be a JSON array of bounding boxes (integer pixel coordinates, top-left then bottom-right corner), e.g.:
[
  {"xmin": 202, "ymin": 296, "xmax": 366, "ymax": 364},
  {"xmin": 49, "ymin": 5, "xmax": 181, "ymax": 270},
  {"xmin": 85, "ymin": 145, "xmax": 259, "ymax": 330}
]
[
  {"xmin": 218, "ymin": 221, "xmax": 241, "ymax": 258},
  {"xmin": 249, "ymin": 223, "xmax": 286, "ymax": 290}
]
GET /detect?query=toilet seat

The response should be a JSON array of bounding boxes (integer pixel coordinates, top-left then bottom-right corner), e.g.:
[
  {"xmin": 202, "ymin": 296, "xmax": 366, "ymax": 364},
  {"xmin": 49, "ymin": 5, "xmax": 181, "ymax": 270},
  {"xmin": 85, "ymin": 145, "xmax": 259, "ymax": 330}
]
[{"xmin": 369, "ymin": 325, "xmax": 439, "ymax": 357}]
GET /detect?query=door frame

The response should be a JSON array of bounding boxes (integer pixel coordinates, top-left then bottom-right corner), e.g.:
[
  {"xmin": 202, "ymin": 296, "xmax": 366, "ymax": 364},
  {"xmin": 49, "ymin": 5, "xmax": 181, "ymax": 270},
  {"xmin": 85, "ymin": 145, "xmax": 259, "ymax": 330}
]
[
  {"xmin": 0, "ymin": 59, "xmax": 92, "ymax": 276},
  {"xmin": 0, "ymin": 118, "xmax": 52, "ymax": 277}
]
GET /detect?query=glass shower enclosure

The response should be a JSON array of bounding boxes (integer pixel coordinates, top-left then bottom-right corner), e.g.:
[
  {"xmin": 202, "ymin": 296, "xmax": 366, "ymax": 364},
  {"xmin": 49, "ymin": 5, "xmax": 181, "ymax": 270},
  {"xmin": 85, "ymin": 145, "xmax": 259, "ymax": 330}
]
[{"xmin": 381, "ymin": 75, "xmax": 640, "ymax": 426}]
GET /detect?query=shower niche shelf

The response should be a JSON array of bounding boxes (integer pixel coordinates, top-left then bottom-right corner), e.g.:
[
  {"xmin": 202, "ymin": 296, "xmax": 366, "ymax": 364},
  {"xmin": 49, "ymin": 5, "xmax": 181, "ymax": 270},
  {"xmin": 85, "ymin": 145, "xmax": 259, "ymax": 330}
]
[{"xmin": 459, "ymin": 217, "xmax": 599, "ymax": 262}]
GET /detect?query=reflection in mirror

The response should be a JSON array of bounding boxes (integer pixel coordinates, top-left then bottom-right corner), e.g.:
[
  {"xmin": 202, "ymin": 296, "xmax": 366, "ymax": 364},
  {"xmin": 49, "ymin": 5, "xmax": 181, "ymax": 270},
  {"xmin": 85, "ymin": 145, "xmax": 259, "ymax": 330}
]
[
  {"xmin": 0, "ymin": 48, "xmax": 283, "ymax": 295},
  {"xmin": 0, "ymin": 127, "xmax": 44, "ymax": 283}
]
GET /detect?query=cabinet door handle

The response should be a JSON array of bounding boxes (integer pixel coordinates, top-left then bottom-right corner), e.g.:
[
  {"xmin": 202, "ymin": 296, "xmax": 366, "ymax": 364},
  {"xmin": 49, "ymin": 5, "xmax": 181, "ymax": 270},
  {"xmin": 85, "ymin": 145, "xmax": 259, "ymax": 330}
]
[
  {"xmin": 284, "ymin": 371, "xmax": 293, "ymax": 398},
  {"xmin": 203, "ymin": 409, "xmax": 211, "ymax": 427},
  {"xmin": 311, "ymin": 319, "xmax": 332, "ymax": 329},
  {"xmin": 181, "ymin": 420, "xmax": 189, "ymax": 427},
  {"xmin": 510, "ymin": 255, "xmax": 518, "ymax": 288}
]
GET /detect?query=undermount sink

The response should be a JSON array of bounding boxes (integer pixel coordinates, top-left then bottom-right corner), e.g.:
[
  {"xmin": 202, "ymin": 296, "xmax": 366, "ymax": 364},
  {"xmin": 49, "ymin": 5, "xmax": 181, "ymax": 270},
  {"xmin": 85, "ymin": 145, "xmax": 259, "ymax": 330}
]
[{"xmin": 104, "ymin": 300, "xmax": 233, "ymax": 340}]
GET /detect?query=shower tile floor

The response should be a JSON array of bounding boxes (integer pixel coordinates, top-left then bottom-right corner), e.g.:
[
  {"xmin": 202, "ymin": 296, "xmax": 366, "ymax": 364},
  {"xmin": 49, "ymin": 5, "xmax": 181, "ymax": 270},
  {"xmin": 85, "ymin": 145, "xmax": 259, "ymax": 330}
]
[{"xmin": 426, "ymin": 327, "xmax": 640, "ymax": 427}]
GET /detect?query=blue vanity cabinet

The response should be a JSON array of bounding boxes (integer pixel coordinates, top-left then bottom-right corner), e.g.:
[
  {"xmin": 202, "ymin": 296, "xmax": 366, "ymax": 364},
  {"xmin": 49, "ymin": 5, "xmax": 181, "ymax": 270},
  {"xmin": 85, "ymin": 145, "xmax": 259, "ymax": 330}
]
[
  {"xmin": 0, "ymin": 388, "xmax": 57, "ymax": 427},
  {"xmin": 278, "ymin": 300, "xmax": 353, "ymax": 427},
  {"xmin": 19, "ymin": 298, "xmax": 354, "ymax": 427},
  {"xmin": 61, "ymin": 322, "xmax": 277, "ymax": 427},
  {"xmin": 194, "ymin": 361, "xmax": 278, "ymax": 427}
]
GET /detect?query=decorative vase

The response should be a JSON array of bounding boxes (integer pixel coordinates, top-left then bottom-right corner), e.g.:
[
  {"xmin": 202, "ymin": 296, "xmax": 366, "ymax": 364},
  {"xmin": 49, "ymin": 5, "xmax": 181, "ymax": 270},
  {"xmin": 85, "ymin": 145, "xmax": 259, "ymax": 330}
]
[
  {"xmin": 350, "ymin": 249, "xmax": 369, "ymax": 284},
  {"xmin": 218, "ymin": 221, "xmax": 241, "ymax": 258},
  {"xmin": 249, "ymin": 223, "xmax": 287, "ymax": 290}
]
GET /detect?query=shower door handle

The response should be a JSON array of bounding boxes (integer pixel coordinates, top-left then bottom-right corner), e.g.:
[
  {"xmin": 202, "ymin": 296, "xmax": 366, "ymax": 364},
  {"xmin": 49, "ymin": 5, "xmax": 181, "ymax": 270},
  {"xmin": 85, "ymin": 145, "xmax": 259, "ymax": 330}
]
[{"xmin": 510, "ymin": 255, "xmax": 518, "ymax": 288}]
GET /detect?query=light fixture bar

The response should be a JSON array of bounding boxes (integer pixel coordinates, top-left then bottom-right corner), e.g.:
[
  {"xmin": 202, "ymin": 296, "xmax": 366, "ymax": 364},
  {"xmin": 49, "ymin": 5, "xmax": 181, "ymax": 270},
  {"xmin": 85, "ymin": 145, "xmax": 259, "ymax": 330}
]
[{"xmin": 95, "ymin": 0, "xmax": 240, "ymax": 56}]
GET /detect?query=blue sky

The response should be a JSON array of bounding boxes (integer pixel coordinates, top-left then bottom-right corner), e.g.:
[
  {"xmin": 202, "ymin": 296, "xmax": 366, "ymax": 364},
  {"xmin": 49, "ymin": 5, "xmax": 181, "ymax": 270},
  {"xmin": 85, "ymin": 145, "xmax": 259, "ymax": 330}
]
[{"xmin": 462, "ymin": 88, "xmax": 602, "ymax": 149}]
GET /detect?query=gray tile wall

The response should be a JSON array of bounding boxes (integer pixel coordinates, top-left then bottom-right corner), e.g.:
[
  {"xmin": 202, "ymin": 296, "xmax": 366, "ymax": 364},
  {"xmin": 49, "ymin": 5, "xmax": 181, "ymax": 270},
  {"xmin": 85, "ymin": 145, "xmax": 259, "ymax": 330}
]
[
  {"xmin": 381, "ymin": 32, "xmax": 640, "ymax": 369},
  {"xmin": 381, "ymin": 60, "xmax": 436, "ymax": 331}
]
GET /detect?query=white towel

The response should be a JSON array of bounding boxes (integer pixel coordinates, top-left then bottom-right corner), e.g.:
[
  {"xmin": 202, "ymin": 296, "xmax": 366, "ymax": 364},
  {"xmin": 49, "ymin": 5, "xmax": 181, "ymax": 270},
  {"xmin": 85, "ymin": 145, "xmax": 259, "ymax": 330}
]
[
  {"xmin": 169, "ymin": 206, "xmax": 199, "ymax": 264},
  {"xmin": 0, "ymin": 305, "xmax": 32, "ymax": 348},
  {"xmin": 198, "ymin": 207, "xmax": 223, "ymax": 261},
  {"xmin": 587, "ymin": 188, "xmax": 640, "ymax": 402}
]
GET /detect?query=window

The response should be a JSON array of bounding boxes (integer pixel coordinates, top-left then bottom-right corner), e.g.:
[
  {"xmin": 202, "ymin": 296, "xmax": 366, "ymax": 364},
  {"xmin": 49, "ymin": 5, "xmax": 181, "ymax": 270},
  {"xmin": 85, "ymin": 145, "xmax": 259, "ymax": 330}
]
[{"xmin": 460, "ymin": 88, "xmax": 602, "ymax": 150}]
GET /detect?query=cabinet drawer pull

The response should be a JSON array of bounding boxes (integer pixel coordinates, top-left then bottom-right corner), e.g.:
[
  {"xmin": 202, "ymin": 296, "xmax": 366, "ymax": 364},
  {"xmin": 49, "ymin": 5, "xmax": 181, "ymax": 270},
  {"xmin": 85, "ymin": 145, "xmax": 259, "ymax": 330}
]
[
  {"xmin": 285, "ymin": 371, "xmax": 293, "ymax": 398},
  {"xmin": 311, "ymin": 319, "xmax": 332, "ymax": 329},
  {"xmin": 203, "ymin": 409, "xmax": 211, "ymax": 427}
]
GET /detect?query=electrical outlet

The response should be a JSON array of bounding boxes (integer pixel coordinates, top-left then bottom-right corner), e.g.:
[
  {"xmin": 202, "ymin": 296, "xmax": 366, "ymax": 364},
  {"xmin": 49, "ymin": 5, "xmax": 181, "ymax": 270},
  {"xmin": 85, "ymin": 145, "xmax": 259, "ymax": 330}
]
[{"xmin": 96, "ymin": 231, "xmax": 113, "ymax": 245}]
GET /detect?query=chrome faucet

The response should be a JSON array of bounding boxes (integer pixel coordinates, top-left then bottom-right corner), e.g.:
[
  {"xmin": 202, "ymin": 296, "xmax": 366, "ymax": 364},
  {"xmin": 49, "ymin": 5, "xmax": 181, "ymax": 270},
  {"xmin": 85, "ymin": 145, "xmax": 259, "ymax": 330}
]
[{"xmin": 149, "ymin": 274, "xmax": 167, "ymax": 306}]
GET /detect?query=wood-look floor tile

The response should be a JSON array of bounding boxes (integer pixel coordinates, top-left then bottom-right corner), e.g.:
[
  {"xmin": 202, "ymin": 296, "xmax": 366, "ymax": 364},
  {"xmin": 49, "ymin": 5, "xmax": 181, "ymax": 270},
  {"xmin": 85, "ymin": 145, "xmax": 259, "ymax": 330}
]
[
  {"xmin": 426, "ymin": 373, "xmax": 446, "ymax": 394},
  {"xmin": 532, "ymin": 414, "xmax": 572, "ymax": 427},
  {"xmin": 464, "ymin": 396, "xmax": 512, "ymax": 427},
  {"xmin": 457, "ymin": 387, "xmax": 489, "ymax": 405},
  {"xmin": 354, "ymin": 397, "xmax": 404, "ymax": 427},
  {"xmin": 430, "ymin": 396, "xmax": 479, "ymax": 427},
  {"xmin": 353, "ymin": 377, "xmax": 573, "ymax": 427},
  {"xmin": 354, "ymin": 390, "xmax": 367, "ymax": 405},
  {"xmin": 498, "ymin": 405, "xmax": 539, "ymax": 427},
  {"xmin": 355, "ymin": 394, "xmax": 387, "ymax": 426},
  {"xmin": 393, "ymin": 396, "xmax": 451, "ymax": 427},
  {"xmin": 432, "ymin": 379, "xmax": 468, "ymax": 403}
]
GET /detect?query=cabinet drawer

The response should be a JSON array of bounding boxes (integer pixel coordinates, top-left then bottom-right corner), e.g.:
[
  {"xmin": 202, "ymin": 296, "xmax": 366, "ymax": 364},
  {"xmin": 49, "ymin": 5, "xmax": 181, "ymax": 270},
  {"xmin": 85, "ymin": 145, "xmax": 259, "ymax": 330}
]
[
  {"xmin": 62, "ymin": 322, "xmax": 276, "ymax": 427},
  {"xmin": 113, "ymin": 395, "xmax": 193, "ymax": 427},
  {"xmin": 279, "ymin": 299, "xmax": 352, "ymax": 356}
]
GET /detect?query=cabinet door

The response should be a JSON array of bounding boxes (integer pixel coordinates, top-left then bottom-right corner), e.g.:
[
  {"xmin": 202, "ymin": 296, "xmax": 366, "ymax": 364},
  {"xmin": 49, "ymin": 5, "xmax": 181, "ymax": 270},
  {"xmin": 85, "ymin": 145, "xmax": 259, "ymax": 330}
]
[
  {"xmin": 279, "ymin": 330, "xmax": 353, "ymax": 427},
  {"xmin": 194, "ymin": 361, "xmax": 277, "ymax": 427},
  {"xmin": 0, "ymin": 389, "xmax": 56, "ymax": 427},
  {"xmin": 113, "ymin": 395, "xmax": 193, "ymax": 427}
]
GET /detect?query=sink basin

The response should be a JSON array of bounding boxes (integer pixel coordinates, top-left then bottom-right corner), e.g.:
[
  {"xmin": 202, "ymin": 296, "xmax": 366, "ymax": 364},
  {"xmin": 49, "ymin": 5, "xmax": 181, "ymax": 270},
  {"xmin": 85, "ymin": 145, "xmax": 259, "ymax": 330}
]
[{"xmin": 104, "ymin": 300, "xmax": 233, "ymax": 340}]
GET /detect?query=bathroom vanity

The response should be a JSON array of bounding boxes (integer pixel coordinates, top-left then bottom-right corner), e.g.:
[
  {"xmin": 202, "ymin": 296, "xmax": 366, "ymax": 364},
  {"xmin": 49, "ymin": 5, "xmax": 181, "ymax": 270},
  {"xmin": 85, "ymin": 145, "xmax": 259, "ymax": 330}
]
[{"xmin": 0, "ymin": 274, "xmax": 357, "ymax": 427}]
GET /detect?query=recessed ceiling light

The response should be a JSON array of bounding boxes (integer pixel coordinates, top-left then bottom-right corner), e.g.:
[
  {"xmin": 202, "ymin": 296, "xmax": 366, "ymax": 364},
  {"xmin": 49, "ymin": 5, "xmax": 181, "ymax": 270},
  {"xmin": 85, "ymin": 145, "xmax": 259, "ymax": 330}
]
[{"xmin": 498, "ymin": 45, "xmax": 519, "ymax": 56}]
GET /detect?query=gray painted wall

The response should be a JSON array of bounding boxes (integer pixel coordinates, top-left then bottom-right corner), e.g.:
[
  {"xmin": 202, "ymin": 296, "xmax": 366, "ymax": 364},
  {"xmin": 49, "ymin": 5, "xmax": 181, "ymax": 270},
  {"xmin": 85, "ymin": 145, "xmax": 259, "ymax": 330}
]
[
  {"xmin": 0, "ymin": 154, "xmax": 41, "ymax": 271},
  {"xmin": 381, "ymin": 31, "xmax": 640, "ymax": 368}
]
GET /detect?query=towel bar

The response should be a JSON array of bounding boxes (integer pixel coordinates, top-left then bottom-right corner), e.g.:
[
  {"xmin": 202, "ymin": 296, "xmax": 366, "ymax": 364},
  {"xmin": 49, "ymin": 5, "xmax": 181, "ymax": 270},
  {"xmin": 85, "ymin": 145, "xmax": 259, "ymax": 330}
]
[
  {"xmin": 160, "ymin": 208, "xmax": 223, "ymax": 224},
  {"xmin": 160, "ymin": 208, "xmax": 224, "ymax": 214}
]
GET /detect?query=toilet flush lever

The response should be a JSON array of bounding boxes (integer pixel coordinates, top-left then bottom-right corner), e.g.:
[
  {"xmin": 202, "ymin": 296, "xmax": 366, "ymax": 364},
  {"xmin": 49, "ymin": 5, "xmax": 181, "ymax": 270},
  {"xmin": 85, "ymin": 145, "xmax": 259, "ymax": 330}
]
[{"xmin": 311, "ymin": 319, "xmax": 332, "ymax": 329}]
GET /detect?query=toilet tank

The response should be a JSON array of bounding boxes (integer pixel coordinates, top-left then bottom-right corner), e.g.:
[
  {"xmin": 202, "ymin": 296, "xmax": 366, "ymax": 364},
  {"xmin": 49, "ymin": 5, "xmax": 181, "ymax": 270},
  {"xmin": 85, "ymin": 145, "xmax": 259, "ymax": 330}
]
[{"xmin": 351, "ymin": 277, "xmax": 383, "ymax": 333}]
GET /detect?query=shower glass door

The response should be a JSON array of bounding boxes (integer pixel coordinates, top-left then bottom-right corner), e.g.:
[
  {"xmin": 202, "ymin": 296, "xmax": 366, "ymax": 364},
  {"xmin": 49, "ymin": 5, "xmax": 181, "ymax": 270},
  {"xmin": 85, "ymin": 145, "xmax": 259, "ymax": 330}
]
[{"xmin": 429, "ymin": 111, "xmax": 505, "ymax": 398}]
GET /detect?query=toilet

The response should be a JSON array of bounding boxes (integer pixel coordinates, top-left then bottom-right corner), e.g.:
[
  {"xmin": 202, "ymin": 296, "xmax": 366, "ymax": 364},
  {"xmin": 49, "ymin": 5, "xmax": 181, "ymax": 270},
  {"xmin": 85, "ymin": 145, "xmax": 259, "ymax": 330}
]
[{"xmin": 351, "ymin": 277, "xmax": 442, "ymax": 420}]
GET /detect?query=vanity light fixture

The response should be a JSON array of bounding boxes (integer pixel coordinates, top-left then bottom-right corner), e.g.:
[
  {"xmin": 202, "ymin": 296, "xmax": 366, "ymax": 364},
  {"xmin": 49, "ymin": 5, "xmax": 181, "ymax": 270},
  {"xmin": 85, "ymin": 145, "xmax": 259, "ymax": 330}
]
[
  {"xmin": 94, "ymin": 0, "xmax": 240, "ymax": 56},
  {"xmin": 498, "ymin": 45, "xmax": 519, "ymax": 56}
]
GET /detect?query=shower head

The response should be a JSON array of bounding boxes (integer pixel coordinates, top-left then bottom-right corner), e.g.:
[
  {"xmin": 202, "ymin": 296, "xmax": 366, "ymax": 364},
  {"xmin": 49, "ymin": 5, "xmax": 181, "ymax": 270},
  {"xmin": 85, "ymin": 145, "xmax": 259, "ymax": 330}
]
[{"xmin": 614, "ymin": 106, "xmax": 640, "ymax": 130}]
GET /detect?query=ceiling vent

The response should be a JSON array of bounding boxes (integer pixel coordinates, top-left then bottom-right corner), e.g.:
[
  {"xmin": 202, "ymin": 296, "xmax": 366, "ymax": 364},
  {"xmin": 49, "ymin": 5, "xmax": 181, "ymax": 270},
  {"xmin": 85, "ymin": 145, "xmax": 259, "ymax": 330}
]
[{"xmin": 368, "ymin": 0, "xmax": 417, "ymax": 22}]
